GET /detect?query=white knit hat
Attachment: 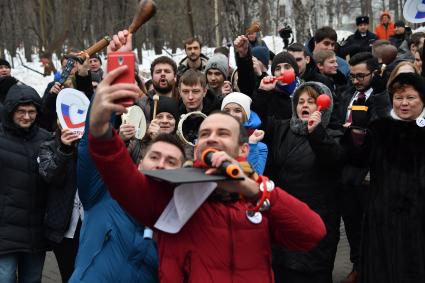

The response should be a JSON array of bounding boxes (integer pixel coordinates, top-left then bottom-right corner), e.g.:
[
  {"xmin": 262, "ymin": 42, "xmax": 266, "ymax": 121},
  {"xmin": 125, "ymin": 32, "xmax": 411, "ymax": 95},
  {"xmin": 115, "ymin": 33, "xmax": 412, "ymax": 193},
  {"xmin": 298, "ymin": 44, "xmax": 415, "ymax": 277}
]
[{"xmin": 221, "ymin": 92, "xmax": 252, "ymax": 120}]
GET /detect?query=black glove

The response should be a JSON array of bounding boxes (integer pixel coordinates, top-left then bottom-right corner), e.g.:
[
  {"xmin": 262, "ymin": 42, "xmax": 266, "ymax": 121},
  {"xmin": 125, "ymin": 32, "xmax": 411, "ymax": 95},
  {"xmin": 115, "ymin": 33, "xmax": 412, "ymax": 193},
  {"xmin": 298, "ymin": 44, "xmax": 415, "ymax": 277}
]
[
  {"xmin": 350, "ymin": 98, "xmax": 369, "ymax": 129},
  {"xmin": 370, "ymin": 73, "xmax": 387, "ymax": 93}
]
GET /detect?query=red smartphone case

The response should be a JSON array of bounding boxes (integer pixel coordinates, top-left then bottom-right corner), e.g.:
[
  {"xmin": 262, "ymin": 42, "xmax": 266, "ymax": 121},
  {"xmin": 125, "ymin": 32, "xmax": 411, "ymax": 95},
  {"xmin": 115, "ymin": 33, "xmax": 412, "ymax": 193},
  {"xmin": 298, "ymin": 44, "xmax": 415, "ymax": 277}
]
[{"xmin": 107, "ymin": 52, "xmax": 136, "ymax": 107}]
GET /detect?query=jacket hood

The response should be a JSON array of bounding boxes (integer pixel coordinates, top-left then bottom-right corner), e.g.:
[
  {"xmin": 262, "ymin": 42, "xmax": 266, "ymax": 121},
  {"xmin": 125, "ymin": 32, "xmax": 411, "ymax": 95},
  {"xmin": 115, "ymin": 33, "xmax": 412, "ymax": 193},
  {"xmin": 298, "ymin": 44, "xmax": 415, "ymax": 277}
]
[
  {"xmin": 380, "ymin": 11, "xmax": 392, "ymax": 22},
  {"xmin": 243, "ymin": 111, "xmax": 261, "ymax": 129},
  {"xmin": 3, "ymin": 84, "xmax": 42, "ymax": 135},
  {"xmin": 290, "ymin": 81, "xmax": 334, "ymax": 135}
]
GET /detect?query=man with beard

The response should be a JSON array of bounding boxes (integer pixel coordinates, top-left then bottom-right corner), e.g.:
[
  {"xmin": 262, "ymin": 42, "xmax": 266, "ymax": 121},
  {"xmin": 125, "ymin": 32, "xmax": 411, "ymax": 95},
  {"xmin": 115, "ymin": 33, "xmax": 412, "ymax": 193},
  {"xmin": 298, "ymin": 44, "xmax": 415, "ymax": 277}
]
[
  {"xmin": 138, "ymin": 56, "xmax": 178, "ymax": 122},
  {"xmin": 177, "ymin": 38, "xmax": 209, "ymax": 79},
  {"xmin": 336, "ymin": 52, "xmax": 391, "ymax": 283}
]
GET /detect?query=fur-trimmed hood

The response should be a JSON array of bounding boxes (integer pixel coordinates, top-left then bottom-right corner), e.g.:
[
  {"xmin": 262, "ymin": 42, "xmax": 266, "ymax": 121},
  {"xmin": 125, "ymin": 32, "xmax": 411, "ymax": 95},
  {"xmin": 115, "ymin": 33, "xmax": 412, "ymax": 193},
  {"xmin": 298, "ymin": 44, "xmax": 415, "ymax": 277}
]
[{"xmin": 290, "ymin": 81, "xmax": 334, "ymax": 135}]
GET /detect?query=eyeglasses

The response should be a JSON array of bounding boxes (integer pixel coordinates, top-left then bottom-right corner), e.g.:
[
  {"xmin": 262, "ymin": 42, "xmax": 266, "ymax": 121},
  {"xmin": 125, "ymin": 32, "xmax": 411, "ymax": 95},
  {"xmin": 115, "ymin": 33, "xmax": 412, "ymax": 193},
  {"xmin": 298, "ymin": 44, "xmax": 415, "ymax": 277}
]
[
  {"xmin": 349, "ymin": 72, "xmax": 372, "ymax": 81},
  {"xmin": 15, "ymin": 109, "xmax": 37, "ymax": 117}
]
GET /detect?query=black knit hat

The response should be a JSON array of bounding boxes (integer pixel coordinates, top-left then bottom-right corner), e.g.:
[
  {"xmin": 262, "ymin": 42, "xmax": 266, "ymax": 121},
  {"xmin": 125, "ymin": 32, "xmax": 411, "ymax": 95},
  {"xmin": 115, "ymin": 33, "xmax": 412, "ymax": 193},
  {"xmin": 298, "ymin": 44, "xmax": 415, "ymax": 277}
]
[
  {"xmin": 89, "ymin": 53, "xmax": 102, "ymax": 65},
  {"xmin": 150, "ymin": 96, "xmax": 180, "ymax": 121},
  {"xmin": 251, "ymin": 46, "xmax": 270, "ymax": 69},
  {"xmin": 0, "ymin": 58, "xmax": 11, "ymax": 69},
  {"xmin": 395, "ymin": 20, "xmax": 405, "ymax": 28},
  {"xmin": 271, "ymin": 51, "xmax": 299, "ymax": 76},
  {"xmin": 389, "ymin": 73, "xmax": 425, "ymax": 103},
  {"xmin": 356, "ymin": 16, "xmax": 369, "ymax": 25}
]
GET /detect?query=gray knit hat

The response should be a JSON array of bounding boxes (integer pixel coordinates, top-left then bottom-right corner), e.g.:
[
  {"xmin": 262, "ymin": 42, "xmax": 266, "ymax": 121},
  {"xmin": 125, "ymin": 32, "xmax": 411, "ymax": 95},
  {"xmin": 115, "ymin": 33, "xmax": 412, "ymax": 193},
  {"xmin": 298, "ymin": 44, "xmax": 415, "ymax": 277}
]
[{"xmin": 205, "ymin": 53, "xmax": 228, "ymax": 78}]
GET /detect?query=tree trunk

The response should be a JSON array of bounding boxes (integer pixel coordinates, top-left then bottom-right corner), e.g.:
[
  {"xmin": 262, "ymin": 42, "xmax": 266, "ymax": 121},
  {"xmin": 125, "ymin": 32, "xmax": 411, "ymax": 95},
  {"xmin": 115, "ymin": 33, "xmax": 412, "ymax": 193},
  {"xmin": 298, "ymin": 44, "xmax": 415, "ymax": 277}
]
[
  {"xmin": 327, "ymin": 0, "xmax": 335, "ymax": 26},
  {"xmin": 222, "ymin": 0, "xmax": 244, "ymax": 39},
  {"xmin": 186, "ymin": 0, "xmax": 195, "ymax": 37},
  {"xmin": 389, "ymin": 0, "xmax": 399, "ymax": 20},
  {"xmin": 152, "ymin": 17, "xmax": 163, "ymax": 55},
  {"xmin": 293, "ymin": 0, "xmax": 312, "ymax": 43},
  {"xmin": 214, "ymin": 0, "xmax": 220, "ymax": 46}
]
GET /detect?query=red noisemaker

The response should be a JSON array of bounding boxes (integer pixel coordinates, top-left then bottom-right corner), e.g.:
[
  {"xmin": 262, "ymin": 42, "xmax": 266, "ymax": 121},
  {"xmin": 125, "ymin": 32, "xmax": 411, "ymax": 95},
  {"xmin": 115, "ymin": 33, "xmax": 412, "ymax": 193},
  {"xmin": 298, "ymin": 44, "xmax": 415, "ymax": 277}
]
[
  {"xmin": 308, "ymin": 94, "xmax": 331, "ymax": 126},
  {"xmin": 264, "ymin": 69, "xmax": 296, "ymax": 84}
]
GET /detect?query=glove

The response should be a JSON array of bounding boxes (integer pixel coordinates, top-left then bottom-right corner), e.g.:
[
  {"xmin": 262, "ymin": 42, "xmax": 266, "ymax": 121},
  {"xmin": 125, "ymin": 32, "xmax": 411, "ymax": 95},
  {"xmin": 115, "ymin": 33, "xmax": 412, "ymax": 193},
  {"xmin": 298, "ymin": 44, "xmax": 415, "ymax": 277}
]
[
  {"xmin": 350, "ymin": 98, "xmax": 369, "ymax": 130},
  {"xmin": 370, "ymin": 73, "xmax": 386, "ymax": 93}
]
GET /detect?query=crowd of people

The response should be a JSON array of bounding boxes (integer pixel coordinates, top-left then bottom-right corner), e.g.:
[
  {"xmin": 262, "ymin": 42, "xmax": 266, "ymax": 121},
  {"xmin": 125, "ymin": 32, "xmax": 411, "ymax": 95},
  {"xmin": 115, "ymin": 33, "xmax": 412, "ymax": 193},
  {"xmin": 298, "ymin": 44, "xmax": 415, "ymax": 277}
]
[{"xmin": 0, "ymin": 11, "xmax": 424, "ymax": 283}]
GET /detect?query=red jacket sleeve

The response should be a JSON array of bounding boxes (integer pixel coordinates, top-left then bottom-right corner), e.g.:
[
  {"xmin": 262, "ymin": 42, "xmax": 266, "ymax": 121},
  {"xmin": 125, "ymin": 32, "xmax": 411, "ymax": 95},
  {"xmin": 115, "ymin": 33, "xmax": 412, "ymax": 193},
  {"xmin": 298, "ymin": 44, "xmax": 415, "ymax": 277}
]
[
  {"xmin": 88, "ymin": 131, "xmax": 174, "ymax": 227},
  {"xmin": 265, "ymin": 188, "xmax": 326, "ymax": 251}
]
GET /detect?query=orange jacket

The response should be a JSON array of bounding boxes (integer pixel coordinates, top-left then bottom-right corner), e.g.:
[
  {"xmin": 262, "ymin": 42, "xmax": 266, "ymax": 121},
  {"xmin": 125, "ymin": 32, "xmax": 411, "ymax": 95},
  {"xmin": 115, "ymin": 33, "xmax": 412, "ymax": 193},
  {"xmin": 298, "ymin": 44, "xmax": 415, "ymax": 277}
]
[{"xmin": 375, "ymin": 11, "xmax": 395, "ymax": 40}]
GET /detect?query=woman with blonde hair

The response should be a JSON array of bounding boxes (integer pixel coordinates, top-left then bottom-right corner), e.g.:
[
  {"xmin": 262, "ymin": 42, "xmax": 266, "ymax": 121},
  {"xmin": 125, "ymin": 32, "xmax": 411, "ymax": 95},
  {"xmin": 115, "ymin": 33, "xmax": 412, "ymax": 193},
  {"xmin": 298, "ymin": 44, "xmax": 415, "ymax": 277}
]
[{"xmin": 386, "ymin": 60, "xmax": 419, "ymax": 87}]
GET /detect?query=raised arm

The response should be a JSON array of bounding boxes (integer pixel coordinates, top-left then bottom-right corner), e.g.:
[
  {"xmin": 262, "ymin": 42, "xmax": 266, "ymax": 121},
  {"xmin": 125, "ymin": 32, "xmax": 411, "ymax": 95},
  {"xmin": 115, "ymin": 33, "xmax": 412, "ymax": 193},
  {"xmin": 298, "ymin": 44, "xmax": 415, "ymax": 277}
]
[{"xmin": 87, "ymin": 30, "xmax": 173, "ymax": 226}]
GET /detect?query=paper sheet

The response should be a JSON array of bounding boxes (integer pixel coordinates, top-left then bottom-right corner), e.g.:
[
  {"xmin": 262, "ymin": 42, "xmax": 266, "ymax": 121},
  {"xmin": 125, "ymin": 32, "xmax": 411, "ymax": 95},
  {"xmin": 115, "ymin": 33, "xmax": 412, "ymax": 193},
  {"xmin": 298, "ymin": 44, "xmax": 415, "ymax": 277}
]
[{"xmin": 154, "ymin": 182, "xmax": 217, "ymax": 233}]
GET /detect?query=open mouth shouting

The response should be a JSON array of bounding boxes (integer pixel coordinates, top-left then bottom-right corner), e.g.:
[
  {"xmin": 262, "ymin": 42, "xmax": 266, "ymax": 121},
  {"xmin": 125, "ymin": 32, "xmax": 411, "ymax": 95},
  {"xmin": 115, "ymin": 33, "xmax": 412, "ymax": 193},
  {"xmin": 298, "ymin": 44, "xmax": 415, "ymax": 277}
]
[{"xmin": 300, "ymin": 109, "xmax": 311, "ymax": 120}]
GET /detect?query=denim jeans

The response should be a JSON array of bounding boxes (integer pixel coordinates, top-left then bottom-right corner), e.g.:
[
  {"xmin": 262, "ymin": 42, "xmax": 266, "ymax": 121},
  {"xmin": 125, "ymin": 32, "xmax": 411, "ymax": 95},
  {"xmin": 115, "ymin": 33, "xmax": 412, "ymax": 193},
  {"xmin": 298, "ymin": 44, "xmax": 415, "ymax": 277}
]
[{"xmin": 0, "ymin": 252, "xmax": 46, "ymax": 283}]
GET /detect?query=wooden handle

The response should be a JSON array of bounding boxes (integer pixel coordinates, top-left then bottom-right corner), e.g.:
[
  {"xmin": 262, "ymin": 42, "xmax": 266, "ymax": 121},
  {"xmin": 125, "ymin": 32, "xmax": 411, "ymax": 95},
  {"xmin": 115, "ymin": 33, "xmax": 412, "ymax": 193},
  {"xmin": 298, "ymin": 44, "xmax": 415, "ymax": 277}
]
[
  {"xmin": 84, "ymin": 36, "xmax": 111, "ymax": 56},
  {"xmin": 128, "ymin": 0, "xmax": 157, "ymax": 34},
  {"xmin": 152, "ymin": 94, "xmax": 159, "ymax": 118}
]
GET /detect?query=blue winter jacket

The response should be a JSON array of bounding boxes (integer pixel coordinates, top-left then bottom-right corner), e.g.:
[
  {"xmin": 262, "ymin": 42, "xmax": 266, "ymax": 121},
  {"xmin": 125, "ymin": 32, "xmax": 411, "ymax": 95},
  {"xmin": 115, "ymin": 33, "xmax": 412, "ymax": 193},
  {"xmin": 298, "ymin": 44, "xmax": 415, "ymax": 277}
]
[
  {"xmin": 244, "ymin": 111, "xmax": 268, "ymax": 175},
  {"xmin": 69, "ymin": 108, "xmax": 158, "ymax": 283}
]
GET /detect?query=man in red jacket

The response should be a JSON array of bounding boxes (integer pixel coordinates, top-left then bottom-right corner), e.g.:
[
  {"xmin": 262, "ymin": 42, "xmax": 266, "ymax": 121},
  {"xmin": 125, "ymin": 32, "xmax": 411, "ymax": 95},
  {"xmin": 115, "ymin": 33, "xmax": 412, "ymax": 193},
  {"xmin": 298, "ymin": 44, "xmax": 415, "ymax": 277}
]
[{"xmin": 88, "ymin": 30, "xmax": 326, "ymax": 283}]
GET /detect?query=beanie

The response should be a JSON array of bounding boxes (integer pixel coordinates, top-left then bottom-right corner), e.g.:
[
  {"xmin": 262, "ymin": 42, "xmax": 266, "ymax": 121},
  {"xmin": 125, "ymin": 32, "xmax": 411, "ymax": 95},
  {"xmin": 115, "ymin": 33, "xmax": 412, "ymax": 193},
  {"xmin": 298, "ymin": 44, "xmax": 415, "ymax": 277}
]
[
  {"xmin": 90, "ymin": 53, "xmax": 102, "ymax": 65},
  {"xmin": 388, "ymin": 73, "xmax": 425, "ymax": 104},
  {"xmin": 271, "ymin": 51, "xmax": 299, "ymax": 76},
  {"xmin": 205, "ymin": 53, "xmax": 228, "ymax": 78},
  {"xmin": 0, "ymin": 58, "xmax": 11, "ymax": 69},
  {"xmin": 221, "ymin": 92, "xmax": 252, "ymax": 120},
  {"xmin": 251, "ymin": 46, "xmax": 270, "ymax": 69},
  {"xmin": 356, "ymin": 16, "xmax": 369, "ymax": 26},
  {"xmin": 395, "ymin": 20, "xmax": 405, "ymax": 28},
  {"xmin": 150, "ymin": 95, "xmax": 180, "ymax": 121}
]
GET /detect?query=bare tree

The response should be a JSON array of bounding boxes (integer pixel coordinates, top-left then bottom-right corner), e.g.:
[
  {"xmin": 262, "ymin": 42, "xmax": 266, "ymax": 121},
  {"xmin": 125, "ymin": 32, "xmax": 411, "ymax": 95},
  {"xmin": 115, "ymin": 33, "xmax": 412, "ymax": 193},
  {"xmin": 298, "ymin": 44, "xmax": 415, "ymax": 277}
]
[{"xmin": 293, "ymin": 0, "xmax": 315, "ymax": 43}]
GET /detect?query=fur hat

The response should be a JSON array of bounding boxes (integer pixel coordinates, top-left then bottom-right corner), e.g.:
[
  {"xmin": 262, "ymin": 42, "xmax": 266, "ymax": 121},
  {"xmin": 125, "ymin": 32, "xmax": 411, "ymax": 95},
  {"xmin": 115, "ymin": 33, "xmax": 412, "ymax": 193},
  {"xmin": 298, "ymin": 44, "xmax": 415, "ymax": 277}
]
[
  {"xmin": 221, "ymin": 92, "xmax": 252, "ymax": 120},
  {"xmin": 0, "ymin": 58, "xmax": 11, "ymax": 69},
  {"xmin": 205, "ymin": 53, "xmax": 228, "ymax": 78},
  {"xmin": 356, "ymin": 16, "xmax": 369, "ymax": 25},
  {"xmin": 388, "ymin": 73, "xmax": 425, "ymax": 104},
  {"xmin": 271, "ymin": 51, "xmax": 299, "ymax": 76},
  {"xmin": 251, "ymin": 46, "xmax": 270, "ymax": 69}
]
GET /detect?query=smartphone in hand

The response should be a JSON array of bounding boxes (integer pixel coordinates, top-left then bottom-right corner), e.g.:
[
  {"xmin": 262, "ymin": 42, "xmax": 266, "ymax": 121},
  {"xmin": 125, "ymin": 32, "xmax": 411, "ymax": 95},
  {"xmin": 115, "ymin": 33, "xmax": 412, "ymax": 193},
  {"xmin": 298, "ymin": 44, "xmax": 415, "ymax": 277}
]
[{"xmin": 107, "ymin": 51, "xmax": 136, "ymax": 107}]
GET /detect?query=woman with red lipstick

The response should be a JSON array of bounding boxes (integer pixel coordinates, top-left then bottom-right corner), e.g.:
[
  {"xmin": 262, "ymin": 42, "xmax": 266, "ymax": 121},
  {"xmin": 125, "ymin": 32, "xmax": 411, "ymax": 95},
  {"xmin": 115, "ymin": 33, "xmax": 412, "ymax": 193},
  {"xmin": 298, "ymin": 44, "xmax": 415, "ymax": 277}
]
[
  {"xmin": 345, "ymin": 72, "xmax": 425, "ymax": 283},
  {"xmin": 256, "ymin": 80, "xmax": 345, "ymax": 283}
]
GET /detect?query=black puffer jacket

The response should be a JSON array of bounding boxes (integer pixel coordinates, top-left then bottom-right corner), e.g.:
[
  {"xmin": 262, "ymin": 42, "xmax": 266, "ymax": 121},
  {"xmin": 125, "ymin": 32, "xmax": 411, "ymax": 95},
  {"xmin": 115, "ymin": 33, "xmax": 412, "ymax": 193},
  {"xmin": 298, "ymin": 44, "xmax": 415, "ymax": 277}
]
[
  {"xmin": 0, "ymin": 84, "xmax": 51, "ymax": 255},
  {"xmin": 338, "ymin": 30, "xmax": 377, "ymax": 58},
  {"xmin": 39, "ymin": 134, "xmax": 77, "ymax": 243},
  {"xmin": 262, "ymin": 82, "xmax": 345, "ymax": 273}
]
